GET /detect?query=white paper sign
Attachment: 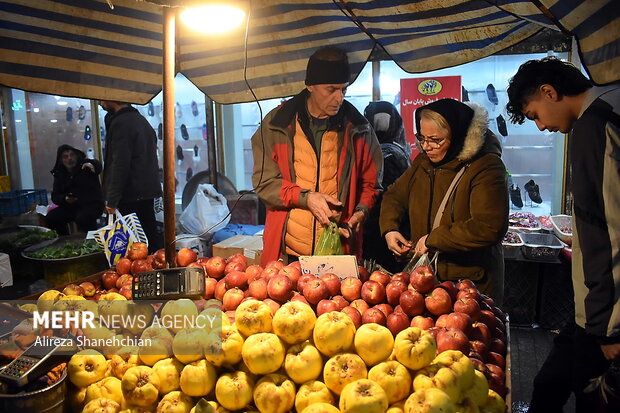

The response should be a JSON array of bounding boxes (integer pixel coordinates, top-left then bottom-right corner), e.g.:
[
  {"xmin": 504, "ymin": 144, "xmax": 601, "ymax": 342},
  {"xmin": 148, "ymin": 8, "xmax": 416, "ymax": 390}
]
[{"xmin": 299, "ymin": 255, "xmax": 359, "ymax": 280}]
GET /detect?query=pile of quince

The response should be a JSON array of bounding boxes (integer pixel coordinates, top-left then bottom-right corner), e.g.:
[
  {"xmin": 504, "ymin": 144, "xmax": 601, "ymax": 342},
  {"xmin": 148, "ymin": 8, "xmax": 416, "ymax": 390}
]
[{"xmin": 67, "ymin": 298, "xmax": 506, "ymax": 413}]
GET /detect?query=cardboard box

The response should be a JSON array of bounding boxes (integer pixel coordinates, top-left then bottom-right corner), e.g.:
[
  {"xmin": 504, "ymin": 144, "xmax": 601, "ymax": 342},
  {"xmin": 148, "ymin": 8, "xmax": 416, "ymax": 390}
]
[{"xmin": 212, "ymin": 234, "xmax": 263, "ymax": 265}]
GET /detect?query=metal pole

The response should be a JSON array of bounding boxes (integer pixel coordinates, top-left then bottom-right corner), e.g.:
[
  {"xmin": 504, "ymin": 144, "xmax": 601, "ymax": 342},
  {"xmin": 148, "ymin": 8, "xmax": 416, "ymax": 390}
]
[
  {"xmin": 163, "ymin": 7, "xmax": 177, "ymax": 267},
  {"xmin": 372, "ymin": 61, "xmax": 380, "ymax": 101},
  {"xmin": 205, "ymin": 96, "xmax": 218, "ymax": 189}
]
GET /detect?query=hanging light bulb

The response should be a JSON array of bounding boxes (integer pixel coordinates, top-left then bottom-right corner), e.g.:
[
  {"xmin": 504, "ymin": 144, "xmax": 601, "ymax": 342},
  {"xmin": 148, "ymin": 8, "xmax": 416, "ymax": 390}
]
[{"xmin": 180, "ymin": 2, "xmax": 247, "ymax": 34}]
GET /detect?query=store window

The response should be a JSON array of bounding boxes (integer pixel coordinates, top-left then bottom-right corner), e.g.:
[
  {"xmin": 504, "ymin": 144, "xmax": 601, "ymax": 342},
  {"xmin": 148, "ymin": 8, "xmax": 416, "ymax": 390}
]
[{"xmin": 222, "ymin": 53, "xmax": 568, "ymax": 216}]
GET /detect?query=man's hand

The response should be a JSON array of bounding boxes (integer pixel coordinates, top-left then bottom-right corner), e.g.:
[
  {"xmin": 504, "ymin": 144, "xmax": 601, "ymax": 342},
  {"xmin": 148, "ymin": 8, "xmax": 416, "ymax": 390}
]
[
  {"xmin": 385, "ymin": 231, "xmax": 412, "ymax": 257},
  {"xmin": 414, "ymin": 235, "xmax": 430, "ymax": 256},
  {"xmin": 307, "ymin": 192, "xmax": 342, "ymax": 226},
  {"xmin": 65, "ymin": 195, "xmax": 77, "ymax": 204},
  {"xmin": 105, "ymin": 206, "xmax": 117, "ymax": 214},
  {"xmin": 82, "ymin": 162, "xmax": 95, "ymax": 173},
  {"xmin": 601, "ymin": 343, "xmax": 620, "ymax": 360},
  {"xmin": 340, "ymin": 210, "xmax": 366, "ymax": 239}
]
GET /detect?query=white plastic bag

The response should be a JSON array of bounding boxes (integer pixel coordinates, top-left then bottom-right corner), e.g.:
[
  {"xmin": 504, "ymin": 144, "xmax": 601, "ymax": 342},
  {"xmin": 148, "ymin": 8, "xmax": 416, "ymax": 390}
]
[{"xmin": 179, "ymin": 184, "xmax": 230, "ymax": 236}]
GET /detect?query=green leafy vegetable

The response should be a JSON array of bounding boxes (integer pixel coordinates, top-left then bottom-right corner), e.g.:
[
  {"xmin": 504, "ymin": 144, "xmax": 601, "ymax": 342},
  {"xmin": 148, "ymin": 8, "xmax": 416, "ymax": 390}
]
[{"xmin": 27, "ymin": 239, "xmax": 101, "ymax": 259}]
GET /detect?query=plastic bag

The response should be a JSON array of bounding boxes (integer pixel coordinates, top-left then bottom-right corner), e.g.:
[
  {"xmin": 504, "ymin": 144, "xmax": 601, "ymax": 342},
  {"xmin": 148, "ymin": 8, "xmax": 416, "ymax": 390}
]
[
  {"xmin": 179, "ymin": 183, "xmax": 230, "ymax": 236},
  {"xmin": 404, "ymin": 250, "xmax": 439, "ymax": 275},
  {"xmin": 314, "ymin": 222, "xmax": 344, "ymax": 255},
  {"xmin": 93, "ymin": 210, "xmax": 147, "ymax": 266}
]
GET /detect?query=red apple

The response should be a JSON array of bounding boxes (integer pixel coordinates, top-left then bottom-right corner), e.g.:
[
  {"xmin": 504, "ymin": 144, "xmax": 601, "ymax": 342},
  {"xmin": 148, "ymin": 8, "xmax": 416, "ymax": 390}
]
[
  {"xmin": 280, "ymin": 265, "xmax": 302, "ymax": 286},
  {"xmin": 262, "ymin": 298, "xmax": 281, "ymax": 315},
  {"xmin": 153, "ymin": 248, "xmax": 166, "ymax": 269},
  {"xmin": 228, "ymin": 253, "xmax": 249, "ymax": 268},
  {"xmin": 374, "ymin": 303, "xmax": 393, "ymax": 318},
  {"xmin": 479, "ymin": 310, "xmax": 498, "ymax": 331},
  {"xmin": 288, "ymin": 261, "xmax": 301, "ymax": 271},
  {"xmin": 340, "ymin": 277, "xmax": 362, "ymax": 302},
  {"xmin": 290, "ymin": 293, "xmax": 309, "ymax": 305},
  {"xmin": 264, "ymin": 259, "xmax": 284, "ymax": 271},
  {"xmin": 409, "ymin": 265, "xmax": 436, "ymax": 294},
  {"xmin": 245, "ymin": 264, "xmax": 263, "ymax": 283},
  {"xmin": 297, "ymin": 274, "xmax": 317, "ymax": 293},
  {"xmin": 127, "ymin": 242, "xmax": 148, "ymax": 260},
  {"xmin": 175, "ymin": 247, "xmax": 197, "ymax": 267},
  {"xmin": 115, "ymin": 257, "xmax": 132, "ymax": 275},
  {"xmin": 351, "ymin": 299, "xmax": 370, "ymax": 316},
  {"xmin": 456, "ymin": 279, "xmax": 476, "ymax": 290},
  {"xmin": 205, "ymin": 256, "xmax": 226, "ymax": 279},
  {"xmin": 427, "ymin": 326, "xmax": 448, "ymax": 342},
  {"xmin": 260, "ymin": 266, "xmax": 280, "ymax": 283},
  {"xmin": 438, "ymin": 281, "xmax": 458, "ymax": 301},
  {"xmin": 490, "ymin": 338, "xmax": 506, "ymax": 356},
  {"xmin": 204, "ymin": 277, "xmax": 217, "ymax": 299},
  {"xmin": 492, "ymin": 306, "xmax": 507, "ymax": 323},
  {"xmin": 453, "ymin": 297, "xmax": 481, "ymax": 321},
  {"xmin": 425, "ymin": 287, "xmax": 453, "ymax": 316},
  {"xmin": 63, "ymin": 283, "xmax": 84, "ymax": 297},
  {"xmin": 247, "ymin": 279, "xmax": 268, "ymax": 301},
  {"xmin": 470, "ymin": 358, "xmax": 489, "ymax": 375},
  {"xmin": 456, "ymin": 288, "xmax": 481, "ymax": 302},
  {"xmin": 224, "ymin": 260, "xmax": 246, "ymax": 274},
  {"xmin": 485, "ymin": 363, "xmax": 505, "ymax": 383},
  {"xmin": 215, "ymin": 279, "xmax": 227, "ymax": 301},
  {"xmin": 225, "ymin": 270, "xmax": 248, "ymax": 290},
  {"xmin": 362, "ymin": 307, "xmax": 387, "ymax": 326},
  {"xmin": 341, "ymin": 306, "xmax": 362, "ymax": 329},
  {"xmin": 119, "ymin": 286, "xmax": 133, "ymax": 300},
  {"xmin": 436, "ymin": 328, "xmax": 471, "ymax": 354},
  {"xmin": 436, "ymin": 312, "xmax": 472, "ymax": 335},
  {"xmin": 222, "ymin": 288, "xmax": 245, "ymax": 311},
  {"xmin": 385, "ymin": 281, "xmax": 407, "ymax": 306},
  {"xmin": 386, "ymin": 311, "xmax": 410, "ymax": 336},
  {"xmin": 130, "ymin": 259, "xmax": 153, "ymax": 275},
  {"xmin": 79, "ymin": 282, "xmax": 96, "ymax": 297},
  {"xmin": 361, "ymin": 280, "xmax": 386, "ymax": 305},
  {"xmin": 116, "ymin": 274, "xmax": 133, "ymax": 289},
  {"xmin": 267, "ymin": 274, "xmax": 294, "ymax": 303},
  {"xmin": 303, "ymin": 278, "xmax": 329, "ymax": 305},
  {"xmin": 399, "ymin": 290, "xmax": 425, "ymax": 316},
  {"xmin": 357, "ymin": 266, "xmax": 370, "ymax": 283},
  {"xmin": 469, "ymin": 322, "xmax": 491, "ymax": 346},
  {"xmin": 394, "ymin": 305, "xmax": 404, "ymax": 314},
  {"xmin": 320, "ymin": 273, "xmax": 341, "ymax": 297},
  {"xmin": 481, "ymin": 294, "xmax": 495, "ymax": 307},
  {"xmin": 486, "ymin": 351, "xmax": 506, "ymax": 369},
  {"xmin": 410, "ymin": 315, "xmax": 435, "ymax": 330},
  {"xmin": 316, "ymin": 299, "xmax": 339, "ymax": 316},
  {"xmin": 107, "ymin": 288, "xmax": 119, "ymax": 293},
  {"xmin": 469, "ymin": 340, "xmax": 489, "ymax": 359},
  {"xmin": 391, "ymin": 272, "xmax": 409, "ymax": 285},
  {"xmin": 493, "ymin": 327, "xmax": 506, "ymax": 343},
  {"xmin": 369, "ymin": 270, "xmax": 391, "ymax": 286},
  {"xmin": 331, "ymin": 295, "xmax": 349, "ymax": 310}
]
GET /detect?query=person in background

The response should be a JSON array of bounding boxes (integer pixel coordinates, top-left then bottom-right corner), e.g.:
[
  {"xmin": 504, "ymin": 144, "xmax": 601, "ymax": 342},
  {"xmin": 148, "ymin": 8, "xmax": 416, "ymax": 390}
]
[
  {"xmin": 251, "ymin": 46, "xmax": 383, "ymax": 266},
  {"xmin": 99, "ymin": 101, "xmax": 163, "ymax": 252},
  {"xmin": 506, "ymin": 56, "xmax": 620, "ymax": 412},
  {"xmin": 46, "ymin": 144, "xmax": 104, "ymax": 235},
  {"xmin": 380, "ymin": 98, "xmax": 508, "ymax": 303},
  {"xmin": 362, "ymin": 101, "xmax": 411, "ymax": 272}
]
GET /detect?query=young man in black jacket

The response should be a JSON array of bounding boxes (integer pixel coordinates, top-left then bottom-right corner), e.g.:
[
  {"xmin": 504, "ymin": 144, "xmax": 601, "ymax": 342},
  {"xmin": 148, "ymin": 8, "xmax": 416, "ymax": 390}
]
[
  {"xmin": 46, "ymin": 144, "xmax": 104, "ymax": 234},
  {"xmin": 507, "ymin": 57, "xmax": 620, "ymax": 412},
  {"xmin": 100, "ymin": 101, "xmax": 163, "ymax": 252}
]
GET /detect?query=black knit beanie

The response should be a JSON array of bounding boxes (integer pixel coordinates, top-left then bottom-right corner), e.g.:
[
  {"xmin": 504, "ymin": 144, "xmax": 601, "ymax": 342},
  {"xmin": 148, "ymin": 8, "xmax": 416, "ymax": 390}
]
[
  {"xmin": 414, "ymin": 98, "xmax": 474, "ymax": 165},
  {"xmin": 305, "ymin": 49, "xmax": 351, "ymax": 86}
]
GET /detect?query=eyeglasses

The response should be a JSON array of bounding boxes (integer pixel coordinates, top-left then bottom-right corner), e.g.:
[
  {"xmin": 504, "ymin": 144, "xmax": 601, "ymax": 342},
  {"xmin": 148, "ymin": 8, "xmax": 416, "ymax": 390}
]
[{"xmin": 415, "ymin": 133, "xmax": 445, "ymax": 149}]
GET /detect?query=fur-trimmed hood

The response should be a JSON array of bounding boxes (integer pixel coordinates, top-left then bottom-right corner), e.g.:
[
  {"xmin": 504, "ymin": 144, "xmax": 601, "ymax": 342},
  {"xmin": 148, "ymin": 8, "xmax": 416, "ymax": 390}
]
[{"xmin": 456, "ymin": 102, "xmax": 502, "ymax": 163}]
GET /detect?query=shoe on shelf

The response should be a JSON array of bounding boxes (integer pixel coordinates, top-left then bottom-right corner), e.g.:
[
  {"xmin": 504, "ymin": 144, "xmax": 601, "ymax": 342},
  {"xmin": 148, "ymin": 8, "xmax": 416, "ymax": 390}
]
[
  {"xmin": 524, "ymin": 179, "xmax": 543, "ymax": 204},
  {"xmin": 486, "ymin": 83, "xmax": 499, "ymax": 105},
  {"xmin": 509, "ymin": 184, "xmax": 523, "ymax": 208}
]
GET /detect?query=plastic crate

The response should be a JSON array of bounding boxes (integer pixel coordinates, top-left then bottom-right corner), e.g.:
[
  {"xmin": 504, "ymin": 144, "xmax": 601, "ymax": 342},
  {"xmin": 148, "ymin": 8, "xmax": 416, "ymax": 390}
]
[
  {"xmin": 520, "ymin": 233, "xmax": 563, "ymax": 261},
  {"xmin": 503, "ymin": 231, "xmax": 523, "ymax": 259},
  {"xmin": 550, "ymin": 214, "xmax": 572, "ymax": 245},
  {"xmin": 0, "ymin": 189, "xmax": 48, "ymax": 216}
]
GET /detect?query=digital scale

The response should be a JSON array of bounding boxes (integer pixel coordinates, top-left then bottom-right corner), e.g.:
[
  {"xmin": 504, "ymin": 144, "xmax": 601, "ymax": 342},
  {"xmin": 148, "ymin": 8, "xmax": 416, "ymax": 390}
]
[
  {"xmin": 0, "ymin": 339, "xmax": 64, "ymax": 388},
  {"xmin": 132, "ymin": 267, "xmax": 205, "ymax": 299}
]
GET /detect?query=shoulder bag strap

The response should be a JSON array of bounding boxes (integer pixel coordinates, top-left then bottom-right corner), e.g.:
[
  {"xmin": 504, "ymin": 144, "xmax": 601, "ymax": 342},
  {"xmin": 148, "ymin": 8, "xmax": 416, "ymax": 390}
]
[{"xmin": 432, "ymin": 165, "xmax": 468, "ymax": 230}]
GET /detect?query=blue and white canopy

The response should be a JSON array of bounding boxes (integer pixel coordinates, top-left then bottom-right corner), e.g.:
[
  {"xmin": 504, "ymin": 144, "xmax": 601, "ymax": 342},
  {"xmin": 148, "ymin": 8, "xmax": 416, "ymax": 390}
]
[{"xmin": 1, "ymin": 0, "xmax": 618, "ymax": 104}]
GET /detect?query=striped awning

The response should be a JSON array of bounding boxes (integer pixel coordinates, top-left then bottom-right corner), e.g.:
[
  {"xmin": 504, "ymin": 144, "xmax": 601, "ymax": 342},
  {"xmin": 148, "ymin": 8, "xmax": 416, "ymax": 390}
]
[{"xmin": 1, "ymin": 0, "xmax": 618, "ymax": 104}]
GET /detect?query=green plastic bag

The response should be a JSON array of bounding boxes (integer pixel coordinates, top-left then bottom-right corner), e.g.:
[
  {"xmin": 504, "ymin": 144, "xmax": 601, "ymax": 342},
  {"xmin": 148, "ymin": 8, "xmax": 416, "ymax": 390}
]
[{"xmin": 314, "ymin": 222, "xmax": 344, "ymax": 255}]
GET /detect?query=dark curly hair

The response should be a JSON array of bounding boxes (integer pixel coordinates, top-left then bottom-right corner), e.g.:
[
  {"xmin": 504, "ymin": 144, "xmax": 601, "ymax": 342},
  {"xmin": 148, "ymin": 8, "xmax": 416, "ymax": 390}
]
[{"xmin": 506, "ymin": 57, "xmax": 592, "ymax": 124}]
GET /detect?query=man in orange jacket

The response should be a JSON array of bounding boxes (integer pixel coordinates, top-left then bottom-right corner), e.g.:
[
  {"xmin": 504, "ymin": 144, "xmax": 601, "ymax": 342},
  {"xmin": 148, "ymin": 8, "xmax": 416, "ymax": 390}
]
[{"xmin": 251, "ymin": 46, "xmax": 383, "ymax": 265}]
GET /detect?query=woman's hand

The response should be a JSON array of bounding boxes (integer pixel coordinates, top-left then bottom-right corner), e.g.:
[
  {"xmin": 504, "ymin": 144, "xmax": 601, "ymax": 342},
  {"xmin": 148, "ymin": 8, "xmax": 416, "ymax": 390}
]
[
  {"xmin": 414, "ymin": 235, "xmax": 429, "ymax": 256},
  {"xmin": 385, "ymin": 231, "xmax": 412, "ymax": 257}
]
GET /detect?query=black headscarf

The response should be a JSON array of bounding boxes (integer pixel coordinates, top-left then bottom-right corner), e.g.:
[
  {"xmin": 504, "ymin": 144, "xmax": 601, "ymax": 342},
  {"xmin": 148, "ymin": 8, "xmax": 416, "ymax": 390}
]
[{"xmin": 414, "ymin": 98, "xmax": 474, "ymax": 166}]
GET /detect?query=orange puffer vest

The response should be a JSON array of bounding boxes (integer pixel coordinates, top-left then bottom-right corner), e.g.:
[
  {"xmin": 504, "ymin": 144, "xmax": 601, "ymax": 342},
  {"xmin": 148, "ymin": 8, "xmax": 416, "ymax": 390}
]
[{"xmin": 285, "ymin": 118, "xmax": 339, "ymax": 256}]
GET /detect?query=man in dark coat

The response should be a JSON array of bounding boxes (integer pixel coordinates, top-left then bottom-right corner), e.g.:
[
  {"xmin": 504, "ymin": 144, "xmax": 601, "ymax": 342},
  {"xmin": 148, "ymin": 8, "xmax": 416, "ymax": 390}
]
[
  {"xmin": 46, "ymin": 144, "xmax": 104, "ymax": 234},
  {"xmin": 100, "ymin": 101, "xmax": 163, "ymax": 252}
]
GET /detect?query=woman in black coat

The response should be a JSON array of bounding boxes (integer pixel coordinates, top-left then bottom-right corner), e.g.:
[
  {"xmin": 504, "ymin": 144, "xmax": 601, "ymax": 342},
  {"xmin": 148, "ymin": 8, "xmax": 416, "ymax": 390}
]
[{"xmin": 46, "ymin": 144, "xmax": 104, "ymax": 234}]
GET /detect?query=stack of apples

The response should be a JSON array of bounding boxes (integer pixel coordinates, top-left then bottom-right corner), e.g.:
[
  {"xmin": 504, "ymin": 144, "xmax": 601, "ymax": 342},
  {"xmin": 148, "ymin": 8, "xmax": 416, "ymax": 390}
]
[{"xmin": 66, "ymin": 298, "xmax": 507, "ymax": 413}]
